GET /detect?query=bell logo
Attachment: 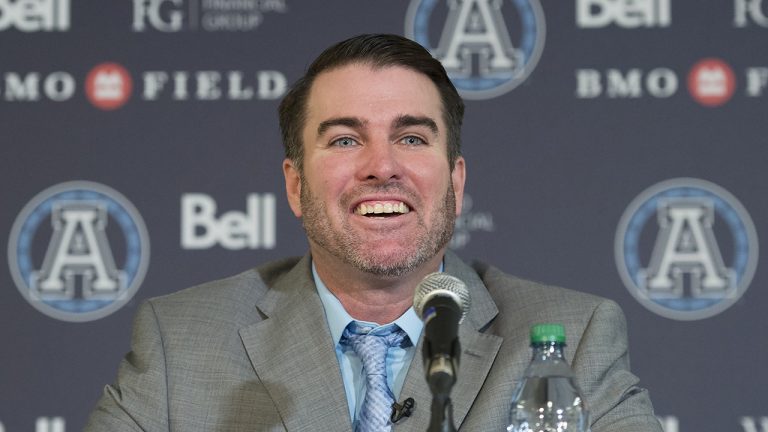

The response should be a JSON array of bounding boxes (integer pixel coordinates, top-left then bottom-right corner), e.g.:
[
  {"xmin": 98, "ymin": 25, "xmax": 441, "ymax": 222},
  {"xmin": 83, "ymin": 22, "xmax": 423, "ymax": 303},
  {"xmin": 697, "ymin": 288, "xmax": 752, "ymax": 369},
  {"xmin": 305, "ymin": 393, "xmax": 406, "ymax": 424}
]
[
  {"xmin": 181, "ymin": 193, "xmax": 276, "ymax": 250},
  {"xmin": 576, "ymin": 0, "xmax": 671, "ymax": 28},
  {"xmin": 0, "ymin": 0, "xmax": 70, "ymax": 32},
  {"xmin": 85, "ymin": 63, "xmax": 133, "ymax": 110}
]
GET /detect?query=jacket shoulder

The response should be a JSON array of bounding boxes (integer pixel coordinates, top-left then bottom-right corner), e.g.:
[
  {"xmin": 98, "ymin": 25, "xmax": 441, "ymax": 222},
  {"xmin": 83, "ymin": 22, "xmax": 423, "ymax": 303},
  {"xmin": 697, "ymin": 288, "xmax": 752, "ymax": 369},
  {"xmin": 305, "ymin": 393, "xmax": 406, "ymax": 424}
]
[
  {"xmin": 468, "ymin": 260, "xmax": 624, "ymax": 346},
  {"xmin": 145, "ymin": 256, "xmax": 303, "ymax": 324},
  {"xmin": 472, "ymin": 260, "xmax": 606, "ymax": 306}
]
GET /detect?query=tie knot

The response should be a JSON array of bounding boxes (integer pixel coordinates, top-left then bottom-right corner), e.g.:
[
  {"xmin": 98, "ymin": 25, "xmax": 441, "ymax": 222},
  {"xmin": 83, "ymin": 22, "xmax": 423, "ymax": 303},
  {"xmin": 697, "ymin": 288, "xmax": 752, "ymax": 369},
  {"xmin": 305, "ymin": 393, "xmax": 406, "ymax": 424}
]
[{"xmin": 342, "ymin": 322, "xmax": 408, "ymax": 357}]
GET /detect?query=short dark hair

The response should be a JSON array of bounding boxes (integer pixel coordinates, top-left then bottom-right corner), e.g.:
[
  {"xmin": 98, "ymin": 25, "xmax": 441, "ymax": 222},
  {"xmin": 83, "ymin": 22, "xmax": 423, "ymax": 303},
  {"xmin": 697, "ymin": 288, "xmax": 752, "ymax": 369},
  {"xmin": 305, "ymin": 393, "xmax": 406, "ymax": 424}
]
[{"xmin": 278, "ymin": 33, "xmax": 464, "ymax": 172}]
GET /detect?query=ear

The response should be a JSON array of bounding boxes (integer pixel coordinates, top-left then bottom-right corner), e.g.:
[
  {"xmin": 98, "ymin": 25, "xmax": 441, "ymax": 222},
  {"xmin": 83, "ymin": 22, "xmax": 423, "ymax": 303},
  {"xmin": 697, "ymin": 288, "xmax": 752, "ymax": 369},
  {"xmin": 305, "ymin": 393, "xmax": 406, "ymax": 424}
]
[
  {"xmin": 451, "ymin": 156, "xmax": 466, "ymax": 216},
  {"xmin": 283, "ymin": 158, "xmax": 303, "ymax": 218}
]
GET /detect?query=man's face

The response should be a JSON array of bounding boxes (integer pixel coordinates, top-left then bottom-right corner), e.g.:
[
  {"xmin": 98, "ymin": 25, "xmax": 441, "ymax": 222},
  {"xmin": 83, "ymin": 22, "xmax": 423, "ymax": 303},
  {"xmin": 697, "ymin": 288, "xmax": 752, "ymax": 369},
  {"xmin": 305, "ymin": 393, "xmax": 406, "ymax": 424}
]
[{"xmin": 283, "ymin": 63, "xmax": 465, "ymax": 277}]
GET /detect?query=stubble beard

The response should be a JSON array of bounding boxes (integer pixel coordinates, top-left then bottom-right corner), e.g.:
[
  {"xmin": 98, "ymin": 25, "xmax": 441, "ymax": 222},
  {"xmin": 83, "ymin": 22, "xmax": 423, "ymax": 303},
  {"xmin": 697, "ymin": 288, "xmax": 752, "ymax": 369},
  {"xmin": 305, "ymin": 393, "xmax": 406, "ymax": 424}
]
[{"xmin": 299, "ymin": 176, "xmax": 456, "ymax": 278}]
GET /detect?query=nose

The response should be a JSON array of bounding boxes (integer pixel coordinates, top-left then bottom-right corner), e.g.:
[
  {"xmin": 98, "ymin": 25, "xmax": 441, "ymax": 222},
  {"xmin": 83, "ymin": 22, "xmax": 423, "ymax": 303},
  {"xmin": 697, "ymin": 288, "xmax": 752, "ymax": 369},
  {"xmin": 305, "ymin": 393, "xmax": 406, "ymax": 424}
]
[{"xmin": 358, "ymin": 139, "xmax": 403, "ymax": 182}]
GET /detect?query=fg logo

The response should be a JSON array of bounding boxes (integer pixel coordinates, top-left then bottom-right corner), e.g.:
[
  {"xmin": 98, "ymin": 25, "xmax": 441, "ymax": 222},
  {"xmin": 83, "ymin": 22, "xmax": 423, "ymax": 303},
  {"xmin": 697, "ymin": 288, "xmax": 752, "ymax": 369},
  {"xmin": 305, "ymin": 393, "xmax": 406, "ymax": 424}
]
[{"xmin": 132, "ymin": 0, "xmax": 184, "ymax": 32}]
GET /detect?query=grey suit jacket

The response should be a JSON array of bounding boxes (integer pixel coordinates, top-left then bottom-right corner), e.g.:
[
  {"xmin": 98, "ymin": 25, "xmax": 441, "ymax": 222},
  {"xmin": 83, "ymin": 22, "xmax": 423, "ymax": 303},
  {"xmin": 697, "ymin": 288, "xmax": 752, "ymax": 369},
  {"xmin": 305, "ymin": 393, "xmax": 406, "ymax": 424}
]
[{"xmin": 86, "ymin": 252, "xmax": 662, "ymax": 431}]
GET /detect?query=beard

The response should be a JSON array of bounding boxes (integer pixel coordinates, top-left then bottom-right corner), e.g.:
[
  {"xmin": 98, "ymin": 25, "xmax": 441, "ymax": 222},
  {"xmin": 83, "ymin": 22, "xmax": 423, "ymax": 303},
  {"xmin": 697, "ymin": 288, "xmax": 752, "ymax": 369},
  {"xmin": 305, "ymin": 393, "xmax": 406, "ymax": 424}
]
[{"xmin": 299, "ymin": 177, "xmax": 457, "ymax": 278}]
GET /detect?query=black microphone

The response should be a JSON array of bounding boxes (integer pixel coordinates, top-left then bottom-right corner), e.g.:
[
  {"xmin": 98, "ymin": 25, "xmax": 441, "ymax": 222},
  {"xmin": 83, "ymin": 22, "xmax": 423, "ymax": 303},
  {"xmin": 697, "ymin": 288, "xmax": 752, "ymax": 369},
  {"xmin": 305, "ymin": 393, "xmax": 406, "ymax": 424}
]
[
  {"xmin": 390, "ymin": 397, "xmax": 415, "ymax": 423},
  {"xmin": 413, "ymin": 273, "xmax": 471, "ymax": 397}
]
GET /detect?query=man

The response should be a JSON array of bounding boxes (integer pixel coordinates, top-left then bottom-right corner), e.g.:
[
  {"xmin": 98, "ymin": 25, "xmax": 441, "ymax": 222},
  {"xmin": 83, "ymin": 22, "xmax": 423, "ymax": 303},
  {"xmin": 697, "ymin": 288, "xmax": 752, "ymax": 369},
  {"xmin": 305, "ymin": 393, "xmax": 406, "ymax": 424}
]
[{"xmin": 86, "ymin": 34, "xmax": 662, "ymax": 431}]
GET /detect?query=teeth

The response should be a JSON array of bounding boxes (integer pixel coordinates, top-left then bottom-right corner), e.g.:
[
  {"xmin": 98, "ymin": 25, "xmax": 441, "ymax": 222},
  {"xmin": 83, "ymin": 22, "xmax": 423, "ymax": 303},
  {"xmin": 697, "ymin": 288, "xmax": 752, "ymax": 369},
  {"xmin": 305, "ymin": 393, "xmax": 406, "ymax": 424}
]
[{"xmin": 357, "ymin": 201, "xmax": 410, "ymax": 215}]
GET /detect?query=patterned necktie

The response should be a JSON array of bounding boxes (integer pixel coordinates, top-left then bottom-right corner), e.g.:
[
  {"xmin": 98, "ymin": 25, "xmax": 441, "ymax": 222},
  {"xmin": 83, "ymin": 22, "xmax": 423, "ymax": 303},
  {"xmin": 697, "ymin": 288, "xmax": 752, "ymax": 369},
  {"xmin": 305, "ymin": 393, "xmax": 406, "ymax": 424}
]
[{"xmin": 342, "ymin": 323, "xmax": 408, "ymax": 432}]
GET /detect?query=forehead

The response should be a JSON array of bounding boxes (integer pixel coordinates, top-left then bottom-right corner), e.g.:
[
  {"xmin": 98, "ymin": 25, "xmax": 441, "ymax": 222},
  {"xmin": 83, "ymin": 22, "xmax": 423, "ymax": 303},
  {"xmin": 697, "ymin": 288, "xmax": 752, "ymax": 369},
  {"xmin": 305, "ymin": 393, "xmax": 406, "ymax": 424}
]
[{"xmin": 304, "ymin": 63, "xmax": 444, "ymax": 128}]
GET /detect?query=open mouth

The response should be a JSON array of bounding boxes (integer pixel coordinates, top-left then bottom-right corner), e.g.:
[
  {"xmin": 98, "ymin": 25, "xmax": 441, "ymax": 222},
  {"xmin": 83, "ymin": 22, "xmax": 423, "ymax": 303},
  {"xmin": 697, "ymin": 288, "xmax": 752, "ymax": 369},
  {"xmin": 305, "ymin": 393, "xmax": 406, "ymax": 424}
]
[{"xmin": 355, "ymin": 201, "xmax": 411, "ymax": 217}]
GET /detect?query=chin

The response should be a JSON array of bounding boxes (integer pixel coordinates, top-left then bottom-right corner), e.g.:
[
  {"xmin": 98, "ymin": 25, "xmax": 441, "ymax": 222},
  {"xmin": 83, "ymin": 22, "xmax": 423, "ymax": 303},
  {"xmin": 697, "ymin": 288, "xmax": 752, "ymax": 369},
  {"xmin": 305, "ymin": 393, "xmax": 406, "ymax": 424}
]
[{"xmin": 352, "ymin": 250, "xmax": 428, "ymax": 277}]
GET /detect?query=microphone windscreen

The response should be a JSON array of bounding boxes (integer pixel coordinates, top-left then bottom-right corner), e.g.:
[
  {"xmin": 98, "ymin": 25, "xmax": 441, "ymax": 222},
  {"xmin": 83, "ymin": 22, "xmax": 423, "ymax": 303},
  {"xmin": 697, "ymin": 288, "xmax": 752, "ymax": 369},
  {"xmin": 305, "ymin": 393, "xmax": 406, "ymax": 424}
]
[{"xmin": 413, "ymin": 272, "xmax": 471, "ymax": 323}]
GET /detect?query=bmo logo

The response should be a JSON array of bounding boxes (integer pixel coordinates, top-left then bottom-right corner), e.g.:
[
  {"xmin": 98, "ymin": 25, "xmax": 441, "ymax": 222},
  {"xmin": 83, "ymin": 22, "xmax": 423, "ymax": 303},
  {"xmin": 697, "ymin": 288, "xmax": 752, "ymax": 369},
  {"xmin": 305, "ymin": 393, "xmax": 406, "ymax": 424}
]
[
  {"xmin": 0, "ymin": 0, "xmax": 69, "ymax": 32},
  {"xmin": 577, "ymin": 0, "xmax": 670, "ymax": 28},
  {"xmin": 181, "ymin": 193, "xmax": 276, "ymax": 250}
]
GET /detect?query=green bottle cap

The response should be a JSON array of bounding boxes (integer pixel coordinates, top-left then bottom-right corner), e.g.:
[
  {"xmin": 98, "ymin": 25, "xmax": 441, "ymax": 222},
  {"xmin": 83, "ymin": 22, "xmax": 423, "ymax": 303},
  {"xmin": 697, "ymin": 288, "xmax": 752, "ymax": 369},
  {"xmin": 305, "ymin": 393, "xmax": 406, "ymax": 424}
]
[{"xmin": 530, "ymin": 323, "xmax": 566, "ymax": 344}]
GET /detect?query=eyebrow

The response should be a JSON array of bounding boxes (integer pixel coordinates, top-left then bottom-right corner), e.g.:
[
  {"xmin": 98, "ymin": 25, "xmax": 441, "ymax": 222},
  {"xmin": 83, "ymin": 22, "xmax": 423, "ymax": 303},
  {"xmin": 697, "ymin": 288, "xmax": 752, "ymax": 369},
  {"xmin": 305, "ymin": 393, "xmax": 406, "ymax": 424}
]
[
  {"xmin": 317, "ymin": 117, "xmax": 367, "ymax": 137},
  {"xmin": 315, "ymin": 114, "xmax": 439, "ymax": 138},
  {"xmin": 392, "ymin": 114, "xmax": 438, "ymax": 136}
]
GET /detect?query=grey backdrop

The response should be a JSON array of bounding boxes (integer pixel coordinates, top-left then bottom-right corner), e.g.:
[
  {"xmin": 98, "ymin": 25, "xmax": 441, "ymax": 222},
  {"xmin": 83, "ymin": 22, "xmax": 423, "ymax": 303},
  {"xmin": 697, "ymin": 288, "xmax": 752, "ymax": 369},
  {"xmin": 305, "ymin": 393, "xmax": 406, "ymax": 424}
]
[{"xmin": 2, "ymin": 1, "xmax": 766, "ymax": 431}]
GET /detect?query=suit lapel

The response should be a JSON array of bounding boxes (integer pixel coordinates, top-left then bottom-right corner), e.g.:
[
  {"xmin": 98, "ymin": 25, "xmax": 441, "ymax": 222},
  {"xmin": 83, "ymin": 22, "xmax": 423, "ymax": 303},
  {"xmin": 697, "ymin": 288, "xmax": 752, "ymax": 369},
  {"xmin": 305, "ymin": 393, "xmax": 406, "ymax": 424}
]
[
  {"xmin": 396, "ymin": 252, "xmax": 503, "ymax": 431},
  {"xmin": 239, "ymin": 256, "xmax": 353, "ymax": 432}
]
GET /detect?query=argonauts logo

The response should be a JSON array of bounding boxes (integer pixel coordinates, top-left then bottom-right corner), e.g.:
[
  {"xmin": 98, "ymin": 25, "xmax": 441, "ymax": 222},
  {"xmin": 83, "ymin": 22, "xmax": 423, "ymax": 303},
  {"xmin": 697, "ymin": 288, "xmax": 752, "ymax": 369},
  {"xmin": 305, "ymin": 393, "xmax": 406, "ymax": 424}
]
[
  {"xmin": 8, "ymin": 181, "xmax": 150, "ymax": 322},
  {"xmin": 405, "ymin": 0, "xmax": 546, "ymax": 99},
  {"xmin": 615, "ymin": 178, "xmax": 758, "ymax": 320}
]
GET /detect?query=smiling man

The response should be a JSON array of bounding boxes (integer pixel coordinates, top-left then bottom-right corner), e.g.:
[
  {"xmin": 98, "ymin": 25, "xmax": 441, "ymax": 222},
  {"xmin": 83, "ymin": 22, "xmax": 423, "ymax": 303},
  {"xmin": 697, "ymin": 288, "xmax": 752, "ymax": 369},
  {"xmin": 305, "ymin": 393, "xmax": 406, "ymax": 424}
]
[
  {"xmin": 283, "ymin": 62, "xmax": 464, "ymax": 325},
  {"xmin": 86, "ymin": 34, "xmax": 662, "ymax": 432}
]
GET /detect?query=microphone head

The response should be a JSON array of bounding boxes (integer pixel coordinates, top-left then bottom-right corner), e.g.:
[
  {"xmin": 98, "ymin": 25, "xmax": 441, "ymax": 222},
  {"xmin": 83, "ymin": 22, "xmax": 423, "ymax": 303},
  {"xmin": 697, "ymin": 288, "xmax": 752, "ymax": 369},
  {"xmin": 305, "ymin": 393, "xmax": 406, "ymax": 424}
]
[{"xmin": 413, "ymin": 273, "xmax": 471, "ymax": 323}]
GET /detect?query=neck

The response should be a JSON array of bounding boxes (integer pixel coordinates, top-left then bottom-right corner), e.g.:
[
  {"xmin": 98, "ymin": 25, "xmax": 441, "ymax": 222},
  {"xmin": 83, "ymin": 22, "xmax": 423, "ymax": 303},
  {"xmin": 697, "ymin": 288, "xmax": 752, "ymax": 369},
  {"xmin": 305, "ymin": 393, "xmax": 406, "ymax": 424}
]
[{"xmin": 311, "ymin": 248, "xmax": 445, "ymax": 324}]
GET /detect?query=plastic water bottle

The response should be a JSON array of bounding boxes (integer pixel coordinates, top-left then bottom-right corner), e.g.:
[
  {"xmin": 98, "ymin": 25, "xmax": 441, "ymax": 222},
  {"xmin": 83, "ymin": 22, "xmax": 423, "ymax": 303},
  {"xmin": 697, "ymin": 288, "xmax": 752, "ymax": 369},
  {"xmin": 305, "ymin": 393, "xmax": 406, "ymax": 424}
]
[{"xmin": 506, "ymin": 323, "xmax": 590, "ymax": 432}]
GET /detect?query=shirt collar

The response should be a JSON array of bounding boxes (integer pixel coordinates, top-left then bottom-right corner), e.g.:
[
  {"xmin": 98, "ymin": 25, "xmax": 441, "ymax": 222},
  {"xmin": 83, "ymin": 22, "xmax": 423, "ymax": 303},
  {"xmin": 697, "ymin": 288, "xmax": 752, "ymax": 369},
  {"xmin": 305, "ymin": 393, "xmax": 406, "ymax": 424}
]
[{"xmin": 312, "ymin": 261, "xmax": 429, "ymax": 347}]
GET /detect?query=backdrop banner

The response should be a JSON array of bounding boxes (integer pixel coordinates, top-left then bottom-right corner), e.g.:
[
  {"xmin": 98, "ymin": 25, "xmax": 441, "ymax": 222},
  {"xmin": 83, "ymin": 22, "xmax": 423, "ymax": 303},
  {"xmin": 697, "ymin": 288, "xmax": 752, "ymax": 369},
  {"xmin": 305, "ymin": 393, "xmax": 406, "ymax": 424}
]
[{"xmin": 2, "ymin": 1, "xmax": 766, "ymax": 431}]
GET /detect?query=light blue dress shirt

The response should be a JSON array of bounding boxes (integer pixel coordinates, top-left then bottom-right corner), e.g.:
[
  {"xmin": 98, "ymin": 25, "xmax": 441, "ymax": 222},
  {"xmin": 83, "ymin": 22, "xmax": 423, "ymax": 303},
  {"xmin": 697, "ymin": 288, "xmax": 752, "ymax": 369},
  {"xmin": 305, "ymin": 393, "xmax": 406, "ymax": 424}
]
[{"xmin": 312, "ymin": 263, "xmax": 425, "ymax": 426}]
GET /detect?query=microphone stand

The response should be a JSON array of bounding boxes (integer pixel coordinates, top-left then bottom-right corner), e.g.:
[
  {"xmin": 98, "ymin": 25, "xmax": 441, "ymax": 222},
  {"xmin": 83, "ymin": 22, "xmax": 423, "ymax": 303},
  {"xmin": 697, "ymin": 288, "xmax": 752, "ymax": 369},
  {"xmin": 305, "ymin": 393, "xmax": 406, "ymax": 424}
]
[
  {"xmin": 426, "ymin": 354, "xmax": 458, "ymax": 432},
  {"xmin": 428, "ymin": 393, "xmax": 456, "ymax": 432}
]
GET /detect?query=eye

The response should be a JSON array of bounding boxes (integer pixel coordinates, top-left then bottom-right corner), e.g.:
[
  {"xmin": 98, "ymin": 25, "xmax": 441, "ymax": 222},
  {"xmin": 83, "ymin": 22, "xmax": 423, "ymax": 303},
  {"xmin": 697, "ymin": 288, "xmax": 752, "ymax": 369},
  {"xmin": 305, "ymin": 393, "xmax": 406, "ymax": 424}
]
[
  {"xmin": 331, "ymin": 137, "xmax": 358, "ymax": 148},
  {"xmin": 401, "ymin": 136, "xmax": 426, "ymax": 146}
]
